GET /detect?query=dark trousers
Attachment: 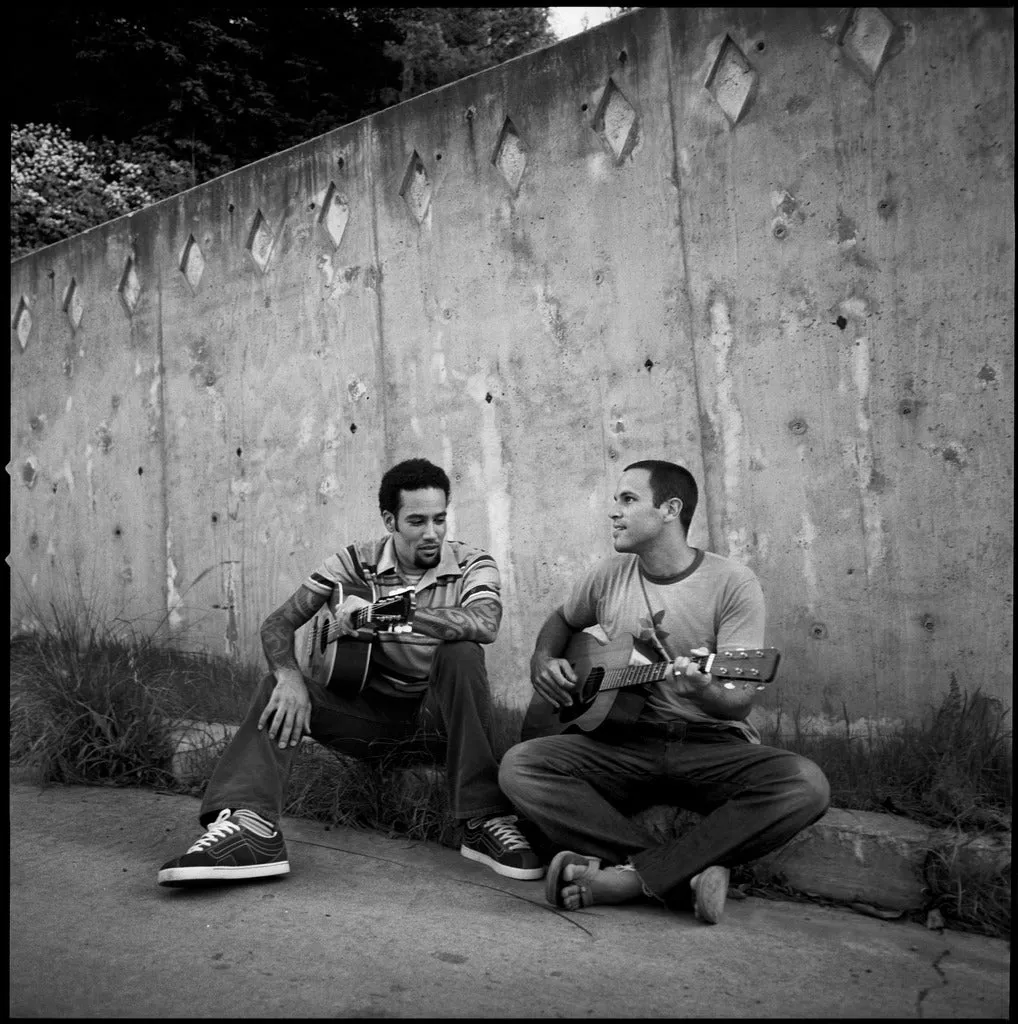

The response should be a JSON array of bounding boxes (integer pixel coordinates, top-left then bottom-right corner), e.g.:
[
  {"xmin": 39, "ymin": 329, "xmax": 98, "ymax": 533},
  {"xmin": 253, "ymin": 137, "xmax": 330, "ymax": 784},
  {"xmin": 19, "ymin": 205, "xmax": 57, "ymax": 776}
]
[
  {"xmin": 200, "ymin": 642, "xmax": 510, "ymax": 828},
  {"xmin": 498, "ymin": 722, "xmax": 830, "ymax": 909}
]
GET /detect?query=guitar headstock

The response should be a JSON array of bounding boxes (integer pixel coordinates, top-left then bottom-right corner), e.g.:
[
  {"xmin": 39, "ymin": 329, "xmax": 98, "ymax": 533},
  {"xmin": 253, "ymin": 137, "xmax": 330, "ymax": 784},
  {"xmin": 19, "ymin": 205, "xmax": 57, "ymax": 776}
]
[
  {"xmin": 703, "ymin": 648, "xmax": 781, "ymax": 686},
  {"xmin": 369, "ymin": 586, "xmax": 416, "ymax": 633}
]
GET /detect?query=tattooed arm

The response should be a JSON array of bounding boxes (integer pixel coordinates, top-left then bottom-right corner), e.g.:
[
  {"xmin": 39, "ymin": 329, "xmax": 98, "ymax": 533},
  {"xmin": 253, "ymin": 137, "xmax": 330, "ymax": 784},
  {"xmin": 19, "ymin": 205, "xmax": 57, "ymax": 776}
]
[
  {"xmin": 410, "ymin": 598, "xmax": 502, "ymax": 645},
  {"xmin": 256, "ymin": 585, "xmax": 329, "ymax": 749},
  {"xmin": 260, "ymin": 584, "xmax": 329, "ymax": 675}
]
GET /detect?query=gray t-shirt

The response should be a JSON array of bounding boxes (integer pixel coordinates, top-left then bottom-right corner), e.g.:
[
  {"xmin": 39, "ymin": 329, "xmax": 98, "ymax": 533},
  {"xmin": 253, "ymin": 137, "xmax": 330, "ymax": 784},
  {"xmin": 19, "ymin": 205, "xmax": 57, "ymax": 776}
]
[{"xmin": 561, "ymin": 549, "xmax": 766, "ymax": 742}]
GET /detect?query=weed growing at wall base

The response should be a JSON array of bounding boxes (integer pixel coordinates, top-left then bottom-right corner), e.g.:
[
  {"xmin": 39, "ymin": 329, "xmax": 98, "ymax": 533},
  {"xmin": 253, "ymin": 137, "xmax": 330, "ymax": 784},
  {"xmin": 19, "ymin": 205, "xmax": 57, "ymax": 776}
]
[
  {"xmin": 761, "ymin": 680, "xmax": 1013, "ymax": 834},
  {"xmin": 9, "ymin": 595, "xmax": 256, "ymax": 789}
]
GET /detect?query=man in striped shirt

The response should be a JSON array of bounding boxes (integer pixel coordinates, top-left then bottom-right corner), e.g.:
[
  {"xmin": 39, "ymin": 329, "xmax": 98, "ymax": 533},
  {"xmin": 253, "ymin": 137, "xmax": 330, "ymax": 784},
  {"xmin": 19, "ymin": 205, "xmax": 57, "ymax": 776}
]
[{"xmin": 158, "ymin": 458, "xmax": 542, "ymax": 886}]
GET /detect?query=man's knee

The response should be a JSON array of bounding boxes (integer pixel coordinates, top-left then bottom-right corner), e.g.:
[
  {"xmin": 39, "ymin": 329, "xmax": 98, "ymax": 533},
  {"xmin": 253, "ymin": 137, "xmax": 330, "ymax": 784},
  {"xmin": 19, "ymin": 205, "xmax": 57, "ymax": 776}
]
[
  {"xmin": 243, "ymin": 672, "xmax": 278, "ymax": 717},
  {"xmin": 498, "ymin": 738, "xmax": 554, "ymax": 799},
  {"xmin": 498, "ymin": 739, "xmax": 533, "ymax": 795},
  {"xmin": 791, "ymin": 755, "xmax": 831, "ymax": 816},
  {"xmin": 431, "ymin": 640, "xmax": 485, "ymax": 674}
]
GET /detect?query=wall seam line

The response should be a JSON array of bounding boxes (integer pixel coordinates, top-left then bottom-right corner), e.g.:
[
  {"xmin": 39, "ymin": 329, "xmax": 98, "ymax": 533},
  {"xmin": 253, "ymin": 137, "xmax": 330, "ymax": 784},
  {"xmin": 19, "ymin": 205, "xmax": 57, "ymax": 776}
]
[
  {"xmin": 155, "ymin": 266, "xmax": 172, "ymax": 634},
  {"xmin": 365, "ymin": 123, "xmax": 391, "ymax": 467},
  {"xmin": 661, "ymin": 9, "xmax": 716, "ymax": 553}
]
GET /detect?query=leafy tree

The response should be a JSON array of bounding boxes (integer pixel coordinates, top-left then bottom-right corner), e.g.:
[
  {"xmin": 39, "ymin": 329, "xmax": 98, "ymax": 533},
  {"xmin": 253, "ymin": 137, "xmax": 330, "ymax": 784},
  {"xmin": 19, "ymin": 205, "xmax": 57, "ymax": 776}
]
[
  {"xmin": 11, "ymin": 123, "xmax": 192, "ymax": 259},
  {"xmin": 10, "ymin": 7, "xmax": 555, "ymax": 256},
  {"xmin": 384, "ymin": 7, "xmax": 555, "ymax": 101}
]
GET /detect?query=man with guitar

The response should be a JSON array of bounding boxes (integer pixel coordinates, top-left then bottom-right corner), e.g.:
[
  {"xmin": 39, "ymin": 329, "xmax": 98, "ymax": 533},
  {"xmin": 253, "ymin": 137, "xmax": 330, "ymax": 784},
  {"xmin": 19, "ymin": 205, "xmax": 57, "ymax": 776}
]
[
  {"xmin": 159, "ymin": 458, "xmax": 543, "ymax": 886},
  {"xmin": 498, "ymin": 460, "xmax": 830, "ymax": 923}
]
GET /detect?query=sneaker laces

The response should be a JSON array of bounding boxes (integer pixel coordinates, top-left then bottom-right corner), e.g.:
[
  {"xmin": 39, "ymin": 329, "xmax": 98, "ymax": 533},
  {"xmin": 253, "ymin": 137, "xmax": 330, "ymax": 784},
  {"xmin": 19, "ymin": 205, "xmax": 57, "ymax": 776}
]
[
  {"xmin": 482, "ymin": 814, "xmax": 532, "ymax": 851},
  {"xmin": 186, "ymin": 809, "xmax": 240, "ymax": 853}
]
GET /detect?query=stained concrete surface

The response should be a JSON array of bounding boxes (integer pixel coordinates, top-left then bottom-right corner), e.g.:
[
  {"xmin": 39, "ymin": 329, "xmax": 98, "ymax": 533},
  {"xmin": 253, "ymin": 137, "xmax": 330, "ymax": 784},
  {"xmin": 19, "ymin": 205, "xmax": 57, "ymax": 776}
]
[{"xmin": 9, "ymin": 783, "xmax": 1010, "ymax": 1019}]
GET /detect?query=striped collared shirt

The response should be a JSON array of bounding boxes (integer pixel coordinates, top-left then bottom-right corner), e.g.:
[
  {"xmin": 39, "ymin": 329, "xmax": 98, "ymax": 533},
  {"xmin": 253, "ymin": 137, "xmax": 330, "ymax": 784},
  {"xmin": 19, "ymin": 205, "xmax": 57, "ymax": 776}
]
[{"xmin": 303, "ymin": 536, "xmax": 501, "ymax": 697}]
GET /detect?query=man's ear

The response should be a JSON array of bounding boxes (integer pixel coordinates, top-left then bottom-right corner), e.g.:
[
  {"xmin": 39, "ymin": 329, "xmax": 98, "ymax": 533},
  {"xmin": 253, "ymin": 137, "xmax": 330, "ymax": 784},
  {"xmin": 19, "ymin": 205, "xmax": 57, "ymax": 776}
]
[
  {"xmin": 661, "ymin": 497, "xmax": 683, "ymax": 523},
  {"xmin": 382, "ymin": 511, "xmax": 396, "ymax": 533}
]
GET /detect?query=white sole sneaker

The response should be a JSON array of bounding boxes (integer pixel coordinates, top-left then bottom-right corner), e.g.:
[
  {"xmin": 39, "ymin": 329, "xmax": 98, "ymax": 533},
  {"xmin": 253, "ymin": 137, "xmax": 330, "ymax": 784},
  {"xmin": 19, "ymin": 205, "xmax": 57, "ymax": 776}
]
[
  {"xmin": 158, "ymin": 861, "xmax": 290, "ymax": 886},
  {"xmin": 460, "ymin": 844, "xmax": 545, "ymax": 880}
]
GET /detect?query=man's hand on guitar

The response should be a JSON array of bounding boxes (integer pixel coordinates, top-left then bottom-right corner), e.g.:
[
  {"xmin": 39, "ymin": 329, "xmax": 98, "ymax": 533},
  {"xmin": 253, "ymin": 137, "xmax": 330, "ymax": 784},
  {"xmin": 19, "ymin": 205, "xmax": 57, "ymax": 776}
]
[
  {"xmin": 258, "ymin": 668, "xmax": 312, "ymax": 749},
  {"xmin": 333, "ymin": 594, "xmax": 378, "ymax": 640},
  {"xmin": 530, "ymin": 653, "xmax": 578, "ymax": 709},
  {"xmin": 670, "ymin": 646, "xmax": 714, "ymax": 696}
]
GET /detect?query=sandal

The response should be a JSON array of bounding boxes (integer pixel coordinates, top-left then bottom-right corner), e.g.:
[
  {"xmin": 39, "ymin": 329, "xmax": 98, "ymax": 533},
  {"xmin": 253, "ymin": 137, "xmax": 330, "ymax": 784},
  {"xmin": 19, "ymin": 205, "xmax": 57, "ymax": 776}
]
[{"xmin": 545, "ymin": 850, "xmax": 601, "ymax": 908}]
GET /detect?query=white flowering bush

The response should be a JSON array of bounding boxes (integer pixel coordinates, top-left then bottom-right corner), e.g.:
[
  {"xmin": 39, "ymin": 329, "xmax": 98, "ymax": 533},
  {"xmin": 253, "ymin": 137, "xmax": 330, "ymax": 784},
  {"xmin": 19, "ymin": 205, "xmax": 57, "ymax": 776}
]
[{"xmin": 11, "ymin": 123, "xmax": 192, "ymax": 258}]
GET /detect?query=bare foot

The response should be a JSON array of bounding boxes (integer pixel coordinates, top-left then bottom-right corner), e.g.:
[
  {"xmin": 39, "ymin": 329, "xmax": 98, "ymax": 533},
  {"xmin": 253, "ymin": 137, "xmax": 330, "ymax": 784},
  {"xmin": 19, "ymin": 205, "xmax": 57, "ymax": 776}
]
[{"xmin": 559, "ymin": 861, "xmax": 643, "ymax": 910}]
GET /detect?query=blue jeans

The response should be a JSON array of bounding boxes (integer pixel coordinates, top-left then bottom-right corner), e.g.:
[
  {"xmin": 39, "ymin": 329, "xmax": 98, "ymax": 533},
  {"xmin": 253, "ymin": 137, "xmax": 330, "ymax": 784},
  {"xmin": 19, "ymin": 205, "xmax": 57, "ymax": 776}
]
[
  {"xmin": 200, "ymin": 642, "xmax": 510, "ymax": 828},
  {"xmin": 498, "ymin": 721, "xmax": 830, "ymax": 908}
]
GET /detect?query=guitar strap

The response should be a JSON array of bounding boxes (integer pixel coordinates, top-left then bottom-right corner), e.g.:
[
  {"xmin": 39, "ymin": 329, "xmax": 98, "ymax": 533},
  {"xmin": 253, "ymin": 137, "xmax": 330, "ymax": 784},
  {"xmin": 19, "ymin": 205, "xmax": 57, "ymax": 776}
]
[{"xmin": 637, "ymin": 571, "xmax": 675, "ymax": 663}]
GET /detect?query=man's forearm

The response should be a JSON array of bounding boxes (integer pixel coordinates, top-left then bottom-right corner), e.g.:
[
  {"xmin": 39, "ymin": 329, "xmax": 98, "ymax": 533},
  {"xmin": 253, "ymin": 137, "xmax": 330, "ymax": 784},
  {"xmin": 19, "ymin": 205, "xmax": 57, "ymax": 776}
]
[
  {"xmin": 261, "ymin": 586, "xmax": 327, "ymax": 674},
  {"xmin": 679, "ymin": 679, "xmax": 757, "ymax": 721},
  {"xmin": 412, "ymin": 598, "xmax": 502, "ymax": 644},
  {"xmin": 532, "ymin": 607, "xmax": 574, "ymax": 660}
]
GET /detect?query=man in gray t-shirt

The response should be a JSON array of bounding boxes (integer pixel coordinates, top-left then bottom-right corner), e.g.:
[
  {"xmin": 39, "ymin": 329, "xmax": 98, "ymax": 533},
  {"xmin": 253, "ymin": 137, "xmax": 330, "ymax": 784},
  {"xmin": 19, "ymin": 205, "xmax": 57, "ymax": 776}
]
[{"xmin": 499, "ymin": 459, "xmax": 830, "ymax": 924}]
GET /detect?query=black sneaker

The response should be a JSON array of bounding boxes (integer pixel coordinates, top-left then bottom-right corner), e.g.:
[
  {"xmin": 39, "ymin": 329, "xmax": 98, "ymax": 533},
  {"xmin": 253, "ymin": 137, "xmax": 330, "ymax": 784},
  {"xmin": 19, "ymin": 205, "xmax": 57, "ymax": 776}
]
[
  {"xmin": 157, "ymin": 809, "xmax": 290, "ymax": 886},
  {"xmin": 460, "ymin": 814, "xmax": 545, "ymax": 880}
]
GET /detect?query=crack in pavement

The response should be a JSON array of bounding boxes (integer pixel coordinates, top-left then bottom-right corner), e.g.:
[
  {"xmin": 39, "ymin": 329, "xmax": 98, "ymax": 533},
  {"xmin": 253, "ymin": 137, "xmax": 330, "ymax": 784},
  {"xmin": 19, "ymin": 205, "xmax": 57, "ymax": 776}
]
[
  {"xmin": 915, "ymin": 949, "xmax": 951, "ymax": 1018},
  {"xmin": 288, "ymin": 837, "xmax": 595, "ymax": 936}
]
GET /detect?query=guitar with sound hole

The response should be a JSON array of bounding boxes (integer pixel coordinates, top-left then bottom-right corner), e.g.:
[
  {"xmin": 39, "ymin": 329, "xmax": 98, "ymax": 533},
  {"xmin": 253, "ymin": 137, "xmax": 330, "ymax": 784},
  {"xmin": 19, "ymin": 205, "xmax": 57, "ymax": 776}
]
[{"xmin": 297, "ymin": 585, "xmax": 416, "ymax": 695}]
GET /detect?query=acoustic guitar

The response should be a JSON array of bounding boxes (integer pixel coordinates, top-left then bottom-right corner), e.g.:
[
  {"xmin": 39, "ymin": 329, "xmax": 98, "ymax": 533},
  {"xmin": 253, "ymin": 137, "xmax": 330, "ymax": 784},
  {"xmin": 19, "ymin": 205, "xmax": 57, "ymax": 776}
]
[
  {"xmin": 558, "ymin": 632, "xmax": 781, "ymax": 732},
  {"xmin": 297, "ymin": 585, "xmax": 416, "ymax": 696}
]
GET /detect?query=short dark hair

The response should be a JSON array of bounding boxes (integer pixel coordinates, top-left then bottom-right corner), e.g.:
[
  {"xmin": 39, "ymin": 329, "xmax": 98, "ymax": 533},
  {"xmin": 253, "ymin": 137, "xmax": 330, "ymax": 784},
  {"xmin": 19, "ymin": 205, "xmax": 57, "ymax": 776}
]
[
  {"xmin": 378, "ymin": 458, "xmax": 451, "ymax": 518},
  {"xmin": 624, "ymin": 460, "xmax": 698, "ymax": 534}
]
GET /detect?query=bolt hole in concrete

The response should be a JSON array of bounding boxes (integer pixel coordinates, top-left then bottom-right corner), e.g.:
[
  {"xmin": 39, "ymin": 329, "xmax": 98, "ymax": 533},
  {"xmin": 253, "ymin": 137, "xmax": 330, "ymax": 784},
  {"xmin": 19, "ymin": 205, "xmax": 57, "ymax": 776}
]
[
  {"xmin": 211, "ymin": 514, "xmax": 219, "ymax": 524},
  {"xmin": 338, "ymin": 157, "xmax": 345, "ymax": 169},
  {"xmin": 138, "ymin": 466, "xmax": 143, "ymax": 476},
  {"xmin": 435, "ymin": 153, "xmax": 442, "ymax": 161},
  {"xmin": 755, "ymin": 40, "xmax": 766, "ymax": 51},
  {"xmin": 350, "ymin": 423, "xmax": 358, "ymax": 434},
  {"xmin": 581, "ymin": 103, "xmax": 588, "ymax": 111},
  {"xmin": 836, "ymin": 316, "xmax": 848, "ymax": 329},
  {"xmin": 236, "ymin": 448, "xmax": 242, "ymax": 457}
]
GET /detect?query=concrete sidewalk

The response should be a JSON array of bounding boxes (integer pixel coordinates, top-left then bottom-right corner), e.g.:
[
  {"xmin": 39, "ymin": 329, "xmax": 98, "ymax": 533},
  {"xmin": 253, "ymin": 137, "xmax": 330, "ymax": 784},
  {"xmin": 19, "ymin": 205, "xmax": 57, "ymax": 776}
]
[{"xmin": 9, "ymin": 783, "xmax": 1009, "ymax": 1019}]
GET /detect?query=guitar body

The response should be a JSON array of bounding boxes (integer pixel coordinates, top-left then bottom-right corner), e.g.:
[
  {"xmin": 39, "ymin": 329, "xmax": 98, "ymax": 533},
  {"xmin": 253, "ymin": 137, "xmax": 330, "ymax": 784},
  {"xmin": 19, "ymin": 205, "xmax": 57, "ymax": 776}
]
[
  {"xmin": 559, "ymin": 633, "xmax": 647, "ymax": 732},
  {"xmin": 296, "ymin": 585, "xmax": 415, "ymax": 697}
]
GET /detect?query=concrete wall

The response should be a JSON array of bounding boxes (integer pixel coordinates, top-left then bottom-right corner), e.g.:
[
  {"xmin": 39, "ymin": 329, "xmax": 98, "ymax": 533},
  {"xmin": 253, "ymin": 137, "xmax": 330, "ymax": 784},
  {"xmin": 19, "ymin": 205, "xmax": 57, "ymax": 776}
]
[{"xmin": 10, "ymin": 7, "xmax": 1014, "ymax": 731}]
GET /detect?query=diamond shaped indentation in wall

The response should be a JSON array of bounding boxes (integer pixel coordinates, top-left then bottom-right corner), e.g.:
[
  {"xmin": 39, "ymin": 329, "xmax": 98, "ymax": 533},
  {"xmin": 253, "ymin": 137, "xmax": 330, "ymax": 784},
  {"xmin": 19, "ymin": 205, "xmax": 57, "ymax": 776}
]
[
  {"xmin": 705, "ymin": 36, "xmax": 757, "ymax": 126},
  {"xmin": 592, "ymin": 79, "xmax": 638, "ymax": 164},
  {"xmin": 246, "ymin": 210, "xmax": 274, "ymax": 272},
  {"xmin": 320, "ymin": 183, "xmax": 349, "ymax": 249},
  {"xmin": 400, "ymin": 151, "xmax": 432, "ymax": 225},
  {"xmin": 119, "ymin": 257, "xmax": 142, "ymax": 315},
  {"xmin": 839, "ymin": 7, "xmax": 896, "ymax": 83},
  {"xmin": 492, "ymin": 117, "xmax": 527, "ymax": 193},
  {"xmin": 12, "ymin": 296, "xmax": 32, "ymax": 350},
  {"xmin": 180, "ymin": 235, "xmax": 205, "ymax": 292},
  {"xmin": 63, "ymin": 277, "xmax": 84, "ymax": 332}
]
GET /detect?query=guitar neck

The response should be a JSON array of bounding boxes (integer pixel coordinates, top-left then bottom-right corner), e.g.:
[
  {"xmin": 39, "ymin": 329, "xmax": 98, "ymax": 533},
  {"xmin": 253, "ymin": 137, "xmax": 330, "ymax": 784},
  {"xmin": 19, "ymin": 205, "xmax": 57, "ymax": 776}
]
[{"xmin": 598, "ymin": 660, "xmax": 676, "ymax": 693}]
